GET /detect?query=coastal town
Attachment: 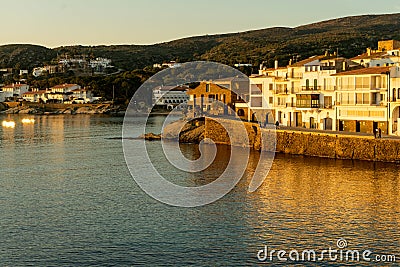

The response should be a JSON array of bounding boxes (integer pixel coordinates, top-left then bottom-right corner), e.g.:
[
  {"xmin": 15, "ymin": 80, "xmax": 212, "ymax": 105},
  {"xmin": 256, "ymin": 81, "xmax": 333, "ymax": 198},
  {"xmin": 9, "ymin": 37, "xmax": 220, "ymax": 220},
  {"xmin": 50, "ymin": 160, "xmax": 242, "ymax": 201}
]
[
  {"xmin": 154, "ymin": 40, "xmax": 400, "ymax": 136},
  {"xmin": 3, "ymin": 40, "xmax": 400, "ymax": 136}
]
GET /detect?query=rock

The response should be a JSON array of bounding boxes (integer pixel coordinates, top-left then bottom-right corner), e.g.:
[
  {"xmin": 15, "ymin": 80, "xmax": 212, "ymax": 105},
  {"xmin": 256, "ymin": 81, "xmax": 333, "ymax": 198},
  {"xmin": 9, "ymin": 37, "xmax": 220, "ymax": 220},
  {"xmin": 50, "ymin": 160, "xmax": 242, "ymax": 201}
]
[
  {"xmin": 162, "ymin": 120, "xmax": 188, "ymax": 139},
  {"xmin": 179, "ymin": 125, "xmax": 205, "ymax": 143},
  {"xmin": 139, "ymin": 132, "xmax": 162, "ymax": 141}
]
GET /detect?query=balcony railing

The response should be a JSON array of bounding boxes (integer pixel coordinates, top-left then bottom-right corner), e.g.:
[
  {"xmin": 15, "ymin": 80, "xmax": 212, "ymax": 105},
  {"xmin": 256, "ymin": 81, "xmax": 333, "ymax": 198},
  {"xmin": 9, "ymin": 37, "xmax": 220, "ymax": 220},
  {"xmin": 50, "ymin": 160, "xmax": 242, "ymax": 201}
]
[
  {"xmin": 322, "ymin": 104, "xmax": 333, "ymax": 109},
  {"xmin": 250, "ymin": 90, "xmax": 262, "ymax": 95},
  {"xmin": 296, "ymin": 104, "xmax": 321, "ymax": 109},
  {"xmin": 276, "ymin": 89, "xmax": 289, "ymax": 94},
  {"xmin": 288, "ymin": 74, "xmax": 303, "ymax": 79},
  {"xmin": 320, "ymin": 66, "xmax": 336, "ymax": 71},
  {"xmin": 301, "ymin": 86, "xmax": 321, "ymax": 91}
]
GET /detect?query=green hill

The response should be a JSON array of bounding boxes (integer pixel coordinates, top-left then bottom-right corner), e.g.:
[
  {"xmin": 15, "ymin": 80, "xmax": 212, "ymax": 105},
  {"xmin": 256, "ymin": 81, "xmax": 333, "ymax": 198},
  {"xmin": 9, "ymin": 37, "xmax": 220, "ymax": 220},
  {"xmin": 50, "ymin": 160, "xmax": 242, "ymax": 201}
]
[
  {"xmin": 0, "ymin": 44, "xmax": 56, "ymax": 70},
  {"xmin": 1, "ymin": 13, "xmax": 400, "ymax": 71}
]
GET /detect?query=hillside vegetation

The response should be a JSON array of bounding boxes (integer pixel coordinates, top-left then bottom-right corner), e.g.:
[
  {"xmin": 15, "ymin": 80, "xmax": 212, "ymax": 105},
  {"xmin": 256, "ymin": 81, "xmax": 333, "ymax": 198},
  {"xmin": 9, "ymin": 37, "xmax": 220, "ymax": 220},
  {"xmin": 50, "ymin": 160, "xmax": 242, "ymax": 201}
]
[
  {"xmin": 1, "ymin": 13, "xmax": 400, "ymax": 104},
  {"xmin": 1, "ymin": 14, "xmax": 399, "ymax": 71}
]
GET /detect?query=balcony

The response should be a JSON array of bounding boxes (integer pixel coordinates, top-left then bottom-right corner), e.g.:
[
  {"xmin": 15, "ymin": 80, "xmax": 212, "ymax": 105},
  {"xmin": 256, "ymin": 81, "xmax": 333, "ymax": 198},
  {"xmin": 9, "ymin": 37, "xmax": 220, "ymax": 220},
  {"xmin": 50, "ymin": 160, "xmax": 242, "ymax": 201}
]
[
  {"xmin": 276, "ymin": 88, "xmax": 290, "ymax": 94},
  {"xmin": 250, "ymin": 89, "xmax": 262, "ymax": 95},
  {"xmin": 285, "ymin": 103, "xmax": 296, "ymax": 108},
  {"xmin": 321, "ymin": 104, "xmax": 333, "ymax": 109},
  {"xmin": 301, "ymin": 86, "xmax": 321, "ymax": 91},
  {"xmin": 320, "ymin": 66, "xmax": 336, "ymax": 71},
  {"xmin": 289, "ymin": 74, "xmax": 303, "ymax": 79},
  {"xmin": 296, "ymin": 103, "xmax": 321, "ymax": 109}
]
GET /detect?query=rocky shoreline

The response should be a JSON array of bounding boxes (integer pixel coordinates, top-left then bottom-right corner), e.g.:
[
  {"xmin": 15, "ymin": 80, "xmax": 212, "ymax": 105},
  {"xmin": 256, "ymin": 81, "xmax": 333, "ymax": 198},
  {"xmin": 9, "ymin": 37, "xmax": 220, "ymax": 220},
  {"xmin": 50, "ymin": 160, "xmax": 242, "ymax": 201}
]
[{"xmin": 140, "ymin": 119, "xmax": 205, "ymax": 142}]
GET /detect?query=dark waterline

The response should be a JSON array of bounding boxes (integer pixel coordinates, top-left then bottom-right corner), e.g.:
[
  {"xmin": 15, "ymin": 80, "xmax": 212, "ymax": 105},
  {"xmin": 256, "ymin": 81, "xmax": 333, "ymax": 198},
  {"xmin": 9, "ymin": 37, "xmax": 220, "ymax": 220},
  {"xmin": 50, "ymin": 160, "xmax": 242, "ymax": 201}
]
[{"xmin": 0, "ymin": 114, "xmax": 399, "ymax": 266}]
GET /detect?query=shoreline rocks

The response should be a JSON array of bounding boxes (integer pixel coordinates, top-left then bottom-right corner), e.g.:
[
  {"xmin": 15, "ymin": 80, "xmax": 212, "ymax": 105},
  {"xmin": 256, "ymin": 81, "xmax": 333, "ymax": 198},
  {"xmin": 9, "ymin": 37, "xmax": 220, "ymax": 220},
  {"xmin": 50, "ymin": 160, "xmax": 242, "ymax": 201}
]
[{"xmin": 3, "ymin": 104, "xmax": 126, "ymax": 115}]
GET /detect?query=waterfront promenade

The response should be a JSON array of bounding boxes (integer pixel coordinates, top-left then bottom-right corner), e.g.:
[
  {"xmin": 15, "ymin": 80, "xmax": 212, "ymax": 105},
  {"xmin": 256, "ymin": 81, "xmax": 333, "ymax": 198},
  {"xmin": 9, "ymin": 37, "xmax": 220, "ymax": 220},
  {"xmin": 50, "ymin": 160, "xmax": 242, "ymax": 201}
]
[{"xmin": 275, "ymin": 125, "xmax": 400, "ymax": 140}]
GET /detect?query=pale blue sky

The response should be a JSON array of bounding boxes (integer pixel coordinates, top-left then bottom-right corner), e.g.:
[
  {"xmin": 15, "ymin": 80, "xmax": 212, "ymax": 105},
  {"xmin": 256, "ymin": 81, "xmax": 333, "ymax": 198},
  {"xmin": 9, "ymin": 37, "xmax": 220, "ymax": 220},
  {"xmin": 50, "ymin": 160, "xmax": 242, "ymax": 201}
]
[{"xmin": 1, "ymin": 0, "xmax": 399, "ymax": 47}]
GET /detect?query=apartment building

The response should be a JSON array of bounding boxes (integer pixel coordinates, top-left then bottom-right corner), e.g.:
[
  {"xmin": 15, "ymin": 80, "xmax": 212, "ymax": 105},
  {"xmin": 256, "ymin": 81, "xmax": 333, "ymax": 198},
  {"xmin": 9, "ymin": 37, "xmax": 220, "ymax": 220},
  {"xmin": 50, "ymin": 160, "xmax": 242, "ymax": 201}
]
[{"xmin": 244, "ymin": 40, "xmax": 400, "ymax": 136}]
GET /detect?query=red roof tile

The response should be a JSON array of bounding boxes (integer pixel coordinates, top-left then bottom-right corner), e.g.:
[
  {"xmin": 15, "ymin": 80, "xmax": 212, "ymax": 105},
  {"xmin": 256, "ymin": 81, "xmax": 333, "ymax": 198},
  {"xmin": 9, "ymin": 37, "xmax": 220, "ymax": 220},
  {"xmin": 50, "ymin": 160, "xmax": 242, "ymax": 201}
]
[{"xmin": 333, "ymin": 66, "xmax": 391, "ymax": 76}]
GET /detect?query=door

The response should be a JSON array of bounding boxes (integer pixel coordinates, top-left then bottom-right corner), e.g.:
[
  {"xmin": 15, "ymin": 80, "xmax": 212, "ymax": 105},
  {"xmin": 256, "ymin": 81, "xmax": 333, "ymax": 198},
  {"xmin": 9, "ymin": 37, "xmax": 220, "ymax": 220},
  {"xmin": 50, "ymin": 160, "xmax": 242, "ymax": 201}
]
[
  {"xmin": 356, "ymin": 121, "xmax": 361, "ymax": 132},
  {"xmin": 310, "ymin": 117, "xmax": 315, "ymax": 129},
  {"xmin": 373, "ymin": 121, "xmax": 378, "ymax": 133},
  {"xmin": 324, "ymin": 118, "xmax": 333, "ymax": 130},
  {"xmin": 295, "ymin": 112, "xmax": 302, "ymax": 127},
  {"xmin": 339, "ymin": 120, "xmax": 344, "ymax": 131}
]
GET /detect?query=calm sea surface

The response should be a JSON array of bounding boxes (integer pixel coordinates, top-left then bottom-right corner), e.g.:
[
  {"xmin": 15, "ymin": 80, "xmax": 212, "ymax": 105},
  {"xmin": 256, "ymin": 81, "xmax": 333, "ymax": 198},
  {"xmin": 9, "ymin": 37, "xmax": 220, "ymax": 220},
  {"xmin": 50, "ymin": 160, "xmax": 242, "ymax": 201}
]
[{"xmin": 0, "ymin": 114, "xmax": 399, "ymax": 266}]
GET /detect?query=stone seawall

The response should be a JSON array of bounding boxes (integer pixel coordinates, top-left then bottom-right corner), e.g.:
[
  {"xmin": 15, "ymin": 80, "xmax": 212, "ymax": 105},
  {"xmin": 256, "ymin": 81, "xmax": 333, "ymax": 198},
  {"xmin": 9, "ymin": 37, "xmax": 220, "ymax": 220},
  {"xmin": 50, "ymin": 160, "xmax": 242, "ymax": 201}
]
[
  {"xmin": 198, "ymin": 117, "xmax": 400, "ymax": 163},
  {"xmin": 271, "ymin": 130, "xmax": 400, "ymax": 163}
]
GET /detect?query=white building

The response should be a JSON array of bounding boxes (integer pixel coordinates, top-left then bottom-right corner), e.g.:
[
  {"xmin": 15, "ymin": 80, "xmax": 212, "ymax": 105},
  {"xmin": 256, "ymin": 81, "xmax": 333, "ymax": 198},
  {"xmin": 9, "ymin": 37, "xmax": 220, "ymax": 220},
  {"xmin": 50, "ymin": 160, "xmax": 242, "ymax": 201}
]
[
  {"xmin": 153, "ymin": 61, "xmax": 182, "ymax": 69},
  {"xmin": 1, "ymin": 83, "xmax": 30, "ymax": 99},
  {"xmin": 89, "ymin": 58, "xmax": 112, "ymax": 69},
  {"xmin": 22, "ymin": 90, "xmax": 49, "ymax": 103},
  {"xmin": 70, "ymin": 88, "xmax": 94, "ymax": 103},
  {"xmin": 333, "ymin": 66, "xmax": 400, "ymax": 135},
  {"xmin": 153, "ymin": 85, "xmax": 189, "ymax": 110},
  {"xmin": 47, "ymin": 84, "xmax": 81, "ymax": 103}
]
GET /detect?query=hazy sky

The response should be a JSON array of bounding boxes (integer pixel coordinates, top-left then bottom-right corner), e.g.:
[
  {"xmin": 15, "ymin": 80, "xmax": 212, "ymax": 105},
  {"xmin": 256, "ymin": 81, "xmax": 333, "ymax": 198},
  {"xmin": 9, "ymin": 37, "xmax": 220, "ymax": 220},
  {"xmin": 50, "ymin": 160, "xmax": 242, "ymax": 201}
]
[{"xmin": 1, "ymin": 0, "xmax": 400, "ymax": 47}]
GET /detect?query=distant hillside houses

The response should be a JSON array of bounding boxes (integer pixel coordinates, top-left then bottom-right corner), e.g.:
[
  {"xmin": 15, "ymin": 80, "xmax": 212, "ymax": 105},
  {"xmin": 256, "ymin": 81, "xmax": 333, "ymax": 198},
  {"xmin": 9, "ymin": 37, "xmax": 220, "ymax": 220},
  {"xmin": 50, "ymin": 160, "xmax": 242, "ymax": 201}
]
[
  {"xmin": 17, "ymin": 84, "xmax": 100, "ymax": 104},
  {"xmin": 0, "ymin": 81, "xmax": 101, "ymax": 104},
  {"xmin": 32, "ymin": 65, "xmax": 64, "ymax": 77},
  {"xmin": 31, "ymin": 56, "xmax": 113, "ymax": 77},
  {"xmin": 153, "ymin": 61, "xmax": 182, "ymax": 69},
  {"xmin": 0, "ymin": 83, "xmax": 30, "ymax": 102}
]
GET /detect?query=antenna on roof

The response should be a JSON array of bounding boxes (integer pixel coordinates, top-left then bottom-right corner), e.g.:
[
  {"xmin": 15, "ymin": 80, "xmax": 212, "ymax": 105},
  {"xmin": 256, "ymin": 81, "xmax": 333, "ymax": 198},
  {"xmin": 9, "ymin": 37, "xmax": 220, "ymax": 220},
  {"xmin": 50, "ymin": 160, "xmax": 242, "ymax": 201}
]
[{"xmin": 336, "ymin": 48, "xmax": 339, "ymax": 58}]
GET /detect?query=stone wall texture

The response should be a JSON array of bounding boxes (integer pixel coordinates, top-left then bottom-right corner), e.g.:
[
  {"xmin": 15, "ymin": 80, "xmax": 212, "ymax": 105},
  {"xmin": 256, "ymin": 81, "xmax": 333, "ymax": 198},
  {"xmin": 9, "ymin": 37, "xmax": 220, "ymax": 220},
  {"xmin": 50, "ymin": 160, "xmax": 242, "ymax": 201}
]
[{"xmin": 200, "ymin": 117, "xmax": 400, "ymax": 163}]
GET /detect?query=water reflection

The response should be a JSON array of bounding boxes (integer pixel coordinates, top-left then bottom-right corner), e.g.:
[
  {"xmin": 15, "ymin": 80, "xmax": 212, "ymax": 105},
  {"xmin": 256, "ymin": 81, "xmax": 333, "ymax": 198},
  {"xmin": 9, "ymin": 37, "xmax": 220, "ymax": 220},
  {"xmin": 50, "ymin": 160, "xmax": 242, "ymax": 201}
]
[
  {"xmin": 156, "ymin": 142, "xmax": 400, "ymax": 262},
  {"xmin": 1, "ymin": 114, "xmax": 399, "ymax": 266}
]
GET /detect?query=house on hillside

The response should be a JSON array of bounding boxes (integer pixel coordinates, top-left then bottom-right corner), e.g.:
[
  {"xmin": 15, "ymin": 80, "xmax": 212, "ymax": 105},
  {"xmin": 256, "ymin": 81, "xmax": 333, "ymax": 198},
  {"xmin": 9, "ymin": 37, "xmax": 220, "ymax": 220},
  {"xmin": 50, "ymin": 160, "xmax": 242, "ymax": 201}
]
[
  {"xmin": 1, "ymin": 83, "xmax": 30, "ymax": 100},
  {"xmin": 22, "ymin": 90, "xmax": 49, "ymax": 103},
  {"xmin": 69, "ymin": 88, "xmax": 94, "ymax": 103},
  {"xmin": 47, "ymin": 84, "xmax": 80, "ymax": 103}
]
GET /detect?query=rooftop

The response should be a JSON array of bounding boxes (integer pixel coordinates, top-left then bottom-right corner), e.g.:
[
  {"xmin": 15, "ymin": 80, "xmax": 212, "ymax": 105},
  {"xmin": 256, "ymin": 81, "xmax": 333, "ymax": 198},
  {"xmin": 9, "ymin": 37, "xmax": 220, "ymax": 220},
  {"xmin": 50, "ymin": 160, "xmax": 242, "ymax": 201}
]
[
  {"xmin": 290, "ymin": 55, "xmax": 326, "ymax": 67},
  {"xmin": 350, "ymin": 52, "xmax": 387, "ymax": 60},
  {"xmin": 3, "ymin": 83, "xmax": 28, "ymax": 88},
  {"xmin": 332, "ymin": 66, "xmax": 392, "ymax": 76},
  {"xmin": 51, "ymin": 84, "xmax": 79, "ymax": 89}
]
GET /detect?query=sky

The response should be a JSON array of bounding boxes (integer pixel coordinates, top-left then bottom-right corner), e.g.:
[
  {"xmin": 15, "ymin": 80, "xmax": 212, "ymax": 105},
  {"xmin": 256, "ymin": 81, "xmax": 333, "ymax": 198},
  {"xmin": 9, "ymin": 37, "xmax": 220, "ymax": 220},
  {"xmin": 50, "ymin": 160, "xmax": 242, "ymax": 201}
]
[{"xmin": 1, "ymin": 0, "xmax": 400, "ymax": 48}]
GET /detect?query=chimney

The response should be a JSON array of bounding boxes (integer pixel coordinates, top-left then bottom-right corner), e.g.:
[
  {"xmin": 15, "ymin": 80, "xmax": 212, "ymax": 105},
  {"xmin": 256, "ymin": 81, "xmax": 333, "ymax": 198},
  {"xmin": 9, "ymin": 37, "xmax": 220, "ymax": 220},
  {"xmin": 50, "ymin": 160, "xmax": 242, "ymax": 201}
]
[
  {"xmin": 274, "ymin": 60, "xmax": 279, "ymax": 70},
  {"xmin": 367, "ymin": 48, "xmax": 371, "ymax": 56},
  {"xmin": 259, "ymin": 63, "xmax": 263, "ymax": 70},
  {"xmin": 325, "ymin": 51, "xmax": 329, "ymax": 56},
  {"xmin": 342, "ymin": 62, "xmax": 347, "ymax": 71},
  {"xmin": 289, "ymin": 59, "xmax": 293, "ymax": 66}
]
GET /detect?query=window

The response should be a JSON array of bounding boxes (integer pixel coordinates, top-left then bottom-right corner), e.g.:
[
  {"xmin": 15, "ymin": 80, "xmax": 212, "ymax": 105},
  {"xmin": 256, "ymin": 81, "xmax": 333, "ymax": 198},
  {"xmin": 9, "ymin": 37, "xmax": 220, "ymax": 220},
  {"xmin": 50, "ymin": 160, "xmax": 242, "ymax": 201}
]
[
  {"xmin": 306, "ymin": 79, "xmax": 310, "ymax": 90},
  {"xmin": 324, "ymin": 96, "xmax": 332, "ymax": 108},
  {"xmin": 269, "ymin": 84, "xmax": 273, "ymax": 90},
  {"xmin": 356, "ymin": 93, "xmax": 363, "ymax": 104},
  {"xmin": 205, "ymin": 84, "xmax": 210, "ymax": 92},
  {"xmin": 269, "ymin": 97, "xmax": 273, "ymax": 104},
  {"xmin": 363, "ymin": 93, "xmax": 370, "ymax": 104},
  {"xmin": 355, "ymin": 77, "xmax": 369, "ymax": 89},
  {"xmin": 313, "ymin": 79, "xmax": 318, "ymax": 90}
]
